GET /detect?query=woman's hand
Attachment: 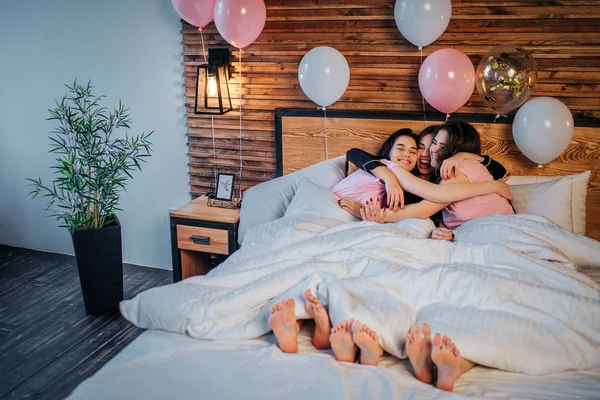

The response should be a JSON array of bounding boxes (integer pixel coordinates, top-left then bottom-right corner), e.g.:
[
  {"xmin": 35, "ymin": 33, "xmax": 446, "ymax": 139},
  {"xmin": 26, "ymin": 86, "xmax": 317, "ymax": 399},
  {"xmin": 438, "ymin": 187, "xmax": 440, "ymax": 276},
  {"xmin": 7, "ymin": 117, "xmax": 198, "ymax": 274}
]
[
  {"xmin": 441, "ymin": 152, "xmax": 480, "ymax": 180},
  {"xmin": 338, "ymin": 198, "xmax": 362, "ymax": 219},
  {"xmin": 383, "ymin": 176, "xmax": 405, "ymax": 211},
  {"xmin": 431, "ymin": 227, "xmax": 453, "ymax": 241},
  {"xmin": 494, "ymin": 175, "xmax": 514, "ymax": 202},
  {"xmin": 360, "ymin": 198, "xmax": 387, "ymax": 224}
]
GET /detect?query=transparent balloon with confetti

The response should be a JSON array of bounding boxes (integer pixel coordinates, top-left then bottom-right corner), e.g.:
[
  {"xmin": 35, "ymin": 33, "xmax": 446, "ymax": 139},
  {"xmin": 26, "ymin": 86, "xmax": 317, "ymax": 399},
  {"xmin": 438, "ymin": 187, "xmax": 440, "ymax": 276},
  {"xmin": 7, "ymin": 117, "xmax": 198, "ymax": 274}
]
[{"xmin": 475, "ymin": 45, "xmax": 538, "ymax": 116}]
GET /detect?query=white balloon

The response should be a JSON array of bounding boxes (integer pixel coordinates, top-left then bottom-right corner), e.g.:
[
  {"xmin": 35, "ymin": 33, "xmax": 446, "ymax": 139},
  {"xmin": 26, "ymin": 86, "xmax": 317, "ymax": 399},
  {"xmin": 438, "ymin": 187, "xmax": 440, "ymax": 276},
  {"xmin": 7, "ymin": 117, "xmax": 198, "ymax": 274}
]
[
  {"xmin": 512, "ymin": 97, "xmax": 574, "ymax": 165},
  {"xmin": 394, "ymin": 0, "xmax": 452, "ymax": 48},
  {"xmin": 298, "ymin": 47, "xmax": 350, "ymax": 108}
]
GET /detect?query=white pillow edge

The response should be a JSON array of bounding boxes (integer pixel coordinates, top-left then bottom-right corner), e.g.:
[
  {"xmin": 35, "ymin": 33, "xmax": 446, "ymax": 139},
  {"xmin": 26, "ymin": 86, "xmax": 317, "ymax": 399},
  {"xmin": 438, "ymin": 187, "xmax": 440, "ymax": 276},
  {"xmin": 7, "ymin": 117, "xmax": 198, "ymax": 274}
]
[
  {"xmin": 510, "ymin": 177, "xmax": 574, "ymax": 231},
  {"xmin": 507, "ymin": 171, "xmax": 590, "ymax": 235}
]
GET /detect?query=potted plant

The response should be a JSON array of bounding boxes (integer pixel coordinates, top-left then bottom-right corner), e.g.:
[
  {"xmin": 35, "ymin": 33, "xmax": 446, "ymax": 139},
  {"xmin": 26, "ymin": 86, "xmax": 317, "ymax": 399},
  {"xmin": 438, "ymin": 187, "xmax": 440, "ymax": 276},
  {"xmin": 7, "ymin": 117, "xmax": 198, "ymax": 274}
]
[{"xmin": 27, "ymin": 79, "xmax": 152, "ymax": 314}]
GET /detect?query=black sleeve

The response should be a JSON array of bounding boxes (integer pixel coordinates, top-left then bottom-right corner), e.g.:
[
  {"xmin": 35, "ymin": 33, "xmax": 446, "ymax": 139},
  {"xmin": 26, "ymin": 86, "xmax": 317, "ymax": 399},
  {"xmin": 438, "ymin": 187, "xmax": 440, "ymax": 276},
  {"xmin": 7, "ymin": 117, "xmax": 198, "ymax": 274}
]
[
  {"xmin": 481, "ymin": 155, "xmax": 507, "ymax": 180},
  {"xmin": 346, "ymin": 148, "xmax": 384, "ymax": 174}
]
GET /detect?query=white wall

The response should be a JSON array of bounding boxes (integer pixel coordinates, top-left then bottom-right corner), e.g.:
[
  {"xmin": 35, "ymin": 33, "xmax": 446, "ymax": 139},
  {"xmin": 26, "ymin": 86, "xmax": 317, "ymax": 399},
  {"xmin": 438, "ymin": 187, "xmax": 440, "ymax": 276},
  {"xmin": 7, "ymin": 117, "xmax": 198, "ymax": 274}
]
[{"xmin": 0, "ymin": 0, "xmax": 191, "ymax": 269}]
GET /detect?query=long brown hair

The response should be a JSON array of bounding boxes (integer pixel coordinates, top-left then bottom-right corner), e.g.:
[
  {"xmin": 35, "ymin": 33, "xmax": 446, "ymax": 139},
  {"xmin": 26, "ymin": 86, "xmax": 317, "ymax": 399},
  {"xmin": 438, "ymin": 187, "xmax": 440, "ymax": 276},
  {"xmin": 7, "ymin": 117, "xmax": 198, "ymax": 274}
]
[
  {"xmin": 418, "ymin": 125, "xmax": 440, "ymax": 145},
  {"xmin": 435, "ymin": 121, "xmax": 481, "ymax": 170}
]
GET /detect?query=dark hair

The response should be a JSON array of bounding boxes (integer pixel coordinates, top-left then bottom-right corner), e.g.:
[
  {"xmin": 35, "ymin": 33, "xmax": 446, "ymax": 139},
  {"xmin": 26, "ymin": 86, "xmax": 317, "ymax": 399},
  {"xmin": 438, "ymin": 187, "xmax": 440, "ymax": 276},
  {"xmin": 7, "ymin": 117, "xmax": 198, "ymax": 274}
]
[
  {"xmin": 376, "ymin": 128, "xmax": 417, "ymax": 160},
  {"xmin": 417, "ymin": 125, "xmax": 440, "ymax": 145},
  {"xmin": 435, "ymin": 121, "xmax": 481, "ymax": 168}
]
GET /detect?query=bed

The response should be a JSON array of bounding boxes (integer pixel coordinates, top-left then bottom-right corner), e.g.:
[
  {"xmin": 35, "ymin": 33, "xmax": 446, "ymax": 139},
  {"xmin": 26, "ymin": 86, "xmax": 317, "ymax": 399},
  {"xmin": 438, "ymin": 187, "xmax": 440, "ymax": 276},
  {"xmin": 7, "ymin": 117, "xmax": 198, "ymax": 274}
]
[{"xmin": 68, "ymin": 110, "xmax": 600, "ymax": 399}]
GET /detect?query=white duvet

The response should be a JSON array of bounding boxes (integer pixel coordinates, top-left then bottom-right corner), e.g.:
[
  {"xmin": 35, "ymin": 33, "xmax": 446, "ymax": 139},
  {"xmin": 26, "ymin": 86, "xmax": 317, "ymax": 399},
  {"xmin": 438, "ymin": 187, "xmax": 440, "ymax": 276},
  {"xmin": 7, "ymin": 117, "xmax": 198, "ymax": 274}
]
[{"xmin": 120, "ymin": 214, "xmax": 600, "ymax": 375}]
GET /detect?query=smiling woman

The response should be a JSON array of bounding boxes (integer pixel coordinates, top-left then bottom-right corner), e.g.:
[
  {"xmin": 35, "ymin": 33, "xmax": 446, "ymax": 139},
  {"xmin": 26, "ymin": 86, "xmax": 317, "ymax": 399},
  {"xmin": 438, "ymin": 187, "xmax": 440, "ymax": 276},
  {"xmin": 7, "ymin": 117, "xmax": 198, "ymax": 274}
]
[
  {"xmin": 332, "ymin": 129, "xmax": 421, "ymax": 211},
  {"xmin": 416, "ymin": 126, "xmax": 436, "ymax": 180},
  {"xmin": 375, "ymin": 128, "xmax": 419, "ymax": 173}
]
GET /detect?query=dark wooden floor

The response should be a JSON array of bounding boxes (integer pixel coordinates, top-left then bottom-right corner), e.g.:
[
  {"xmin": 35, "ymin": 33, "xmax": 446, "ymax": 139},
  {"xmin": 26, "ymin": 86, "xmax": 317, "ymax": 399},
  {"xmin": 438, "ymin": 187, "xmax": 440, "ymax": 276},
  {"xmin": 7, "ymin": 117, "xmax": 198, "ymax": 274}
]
[{"xmin": 0, "ymin": 244, "xmax": 172, "ymax": 400}]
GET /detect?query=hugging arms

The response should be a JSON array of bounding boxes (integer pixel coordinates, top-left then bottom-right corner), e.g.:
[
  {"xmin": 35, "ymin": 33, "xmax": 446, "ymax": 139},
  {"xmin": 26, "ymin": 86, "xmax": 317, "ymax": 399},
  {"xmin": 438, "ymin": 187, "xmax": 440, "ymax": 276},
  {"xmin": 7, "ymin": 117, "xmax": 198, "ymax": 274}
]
[{"xmin": 335, "ymin": 121, "xmax": 514, "ymax": 230}]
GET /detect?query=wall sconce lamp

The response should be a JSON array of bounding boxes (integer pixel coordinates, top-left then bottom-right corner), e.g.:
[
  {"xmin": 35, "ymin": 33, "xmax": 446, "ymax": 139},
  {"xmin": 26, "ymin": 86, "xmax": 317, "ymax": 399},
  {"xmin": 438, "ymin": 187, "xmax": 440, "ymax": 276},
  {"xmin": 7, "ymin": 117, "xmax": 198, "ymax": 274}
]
[{"xmin": 195, "ymin": 48, "xmax": 232, "ymax": 115}]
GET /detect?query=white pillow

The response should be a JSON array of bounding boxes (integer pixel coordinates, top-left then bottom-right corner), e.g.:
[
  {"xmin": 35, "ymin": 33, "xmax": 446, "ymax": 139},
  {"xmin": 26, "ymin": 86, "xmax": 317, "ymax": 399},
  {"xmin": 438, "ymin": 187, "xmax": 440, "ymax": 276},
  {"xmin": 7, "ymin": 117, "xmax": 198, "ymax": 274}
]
[
  {"xmin": 507, "ymin": 171, "xmax": 590, "ymax": 234},
  {"xmin": 284, "ymin": 178, "xmax": 358, "ymax": 223},
  {"xmin": 510, "ymin": 178, "xmax": 573, "ymax": 231},
  {"xmin": 238, "ymin": 157, "xmax": 346, "ymax": 244}
]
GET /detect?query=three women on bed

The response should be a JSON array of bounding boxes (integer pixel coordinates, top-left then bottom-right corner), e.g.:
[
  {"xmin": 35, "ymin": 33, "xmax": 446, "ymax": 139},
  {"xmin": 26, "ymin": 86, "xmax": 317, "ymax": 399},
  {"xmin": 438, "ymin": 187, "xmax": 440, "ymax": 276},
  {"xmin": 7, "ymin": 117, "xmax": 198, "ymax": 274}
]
[
  {"xmin": 334, "ymin": 120, "xmax": 513, "ymax": 239},
  {"xmin": 269, "ymin": 121, "xmax": 514, "ymax": 392}
]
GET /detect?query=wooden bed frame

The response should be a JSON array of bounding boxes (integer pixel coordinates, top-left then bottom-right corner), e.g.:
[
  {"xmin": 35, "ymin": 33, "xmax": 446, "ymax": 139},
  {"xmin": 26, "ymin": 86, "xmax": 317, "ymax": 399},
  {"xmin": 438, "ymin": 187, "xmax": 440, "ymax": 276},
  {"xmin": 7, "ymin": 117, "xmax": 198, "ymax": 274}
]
[{"xmin": 274, "ymin": 108, "xmax": 600, "ymax": 241}]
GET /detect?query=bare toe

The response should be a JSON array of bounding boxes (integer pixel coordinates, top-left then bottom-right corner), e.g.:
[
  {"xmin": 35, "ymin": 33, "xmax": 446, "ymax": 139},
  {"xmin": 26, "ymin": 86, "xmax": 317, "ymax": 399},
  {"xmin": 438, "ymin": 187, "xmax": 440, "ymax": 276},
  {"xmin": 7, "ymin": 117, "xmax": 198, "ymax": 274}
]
[
  {"xmin": 433, "ymin": 333, "xmax": 442, "ymax": 348},
  {"xmin": 422, "ymin": 323, "xmax": 431, "ymax": 336}
]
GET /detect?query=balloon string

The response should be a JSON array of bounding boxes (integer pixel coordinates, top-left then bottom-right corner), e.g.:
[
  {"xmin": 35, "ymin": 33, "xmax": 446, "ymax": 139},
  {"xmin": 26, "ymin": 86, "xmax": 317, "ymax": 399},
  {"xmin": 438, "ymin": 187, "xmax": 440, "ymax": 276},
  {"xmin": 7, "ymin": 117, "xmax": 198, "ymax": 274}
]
[
  {"xmin": 446, "ymin": 113, "xmax": 450, "ymax": 121},
  {"xmin": 493, "ymin": 114, "xmax": 508, "ymax": 124},
  {"xmin": 420, "ymin": 47, "xmax": 427, "ymax": 124},
  {"xmin": 238, "ymin": 49, "xmax": 243, "ymax": 200},
  {"xmin": 200, "ymin": 30, "xmax": 207, "ymax": 61},
  {"xmin": 318, "ymin": 106, "xmax": 329, "ymax": 160},
  {"xmin": 200, "ymin": 30, "xmax": 217, "ymax": 189}
]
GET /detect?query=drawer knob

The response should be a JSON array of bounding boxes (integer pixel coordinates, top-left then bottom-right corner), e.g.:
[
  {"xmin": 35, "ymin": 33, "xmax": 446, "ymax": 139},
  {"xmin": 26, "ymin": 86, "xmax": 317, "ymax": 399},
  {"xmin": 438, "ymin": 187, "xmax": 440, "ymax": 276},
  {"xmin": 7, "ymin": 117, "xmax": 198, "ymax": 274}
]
[{"xmin": 191, "ymin": 235, "xmax": 210, "ymax": 245}]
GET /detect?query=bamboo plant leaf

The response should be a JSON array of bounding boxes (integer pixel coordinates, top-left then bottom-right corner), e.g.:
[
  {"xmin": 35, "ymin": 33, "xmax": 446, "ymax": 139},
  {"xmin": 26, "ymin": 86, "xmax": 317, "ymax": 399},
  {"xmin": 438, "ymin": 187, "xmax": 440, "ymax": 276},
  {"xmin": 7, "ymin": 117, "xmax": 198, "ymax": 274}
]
[{"xmin": 26, "ymin": 79, "xmax": 153, "ymax": 233}]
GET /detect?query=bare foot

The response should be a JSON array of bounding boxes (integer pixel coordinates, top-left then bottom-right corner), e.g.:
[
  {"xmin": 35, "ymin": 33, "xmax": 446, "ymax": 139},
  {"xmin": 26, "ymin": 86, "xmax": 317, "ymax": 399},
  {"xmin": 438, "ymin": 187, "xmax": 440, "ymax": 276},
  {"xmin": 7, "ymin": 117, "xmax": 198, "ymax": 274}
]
[
  {"xmin": 305, "ymin": 289, "xmax": 331, "ymax": 349},
  {"xmin": 269, "ymin": 299, "xmax": 298, "ymax": 353},
  {"xmin": 330, "ymin": 319, "xmax": 357, "ymax": 362},
  {"xmin": 406, "ymin": 323, "xmax": 434, "ymax": 384},
  {"xmin": 352, "ymin": 320, "xmax": 383, "ymax": 366},
  {"xmin": 432, "ymin": 333, "xmax": 462, "ymax": 392}
]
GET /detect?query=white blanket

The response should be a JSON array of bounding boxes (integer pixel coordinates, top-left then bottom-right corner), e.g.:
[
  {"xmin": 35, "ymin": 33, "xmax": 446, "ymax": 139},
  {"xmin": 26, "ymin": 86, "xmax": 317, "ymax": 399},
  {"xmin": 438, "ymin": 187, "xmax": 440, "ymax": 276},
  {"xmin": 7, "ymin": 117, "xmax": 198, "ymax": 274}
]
[{"xmin": 120, "ymin": 214, "xmax": 600, "ymax": 375}]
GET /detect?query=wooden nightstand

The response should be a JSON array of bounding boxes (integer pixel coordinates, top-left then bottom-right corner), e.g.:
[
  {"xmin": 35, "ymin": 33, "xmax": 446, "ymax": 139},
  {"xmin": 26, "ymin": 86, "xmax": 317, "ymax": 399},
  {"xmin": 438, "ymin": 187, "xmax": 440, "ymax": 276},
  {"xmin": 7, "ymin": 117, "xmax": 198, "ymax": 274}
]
[{"xmin": 169, "ymin": 197, "xmax": 240, "ymax": 282}]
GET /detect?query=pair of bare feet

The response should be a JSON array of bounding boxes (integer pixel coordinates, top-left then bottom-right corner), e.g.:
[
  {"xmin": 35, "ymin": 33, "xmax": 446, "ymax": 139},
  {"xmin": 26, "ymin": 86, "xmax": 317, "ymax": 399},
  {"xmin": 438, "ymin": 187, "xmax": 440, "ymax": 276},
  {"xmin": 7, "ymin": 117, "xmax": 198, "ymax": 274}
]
[
  {"xmin": 268, "ymin": 289, "xmax": 331, "ymax": 354},
  {"xmin": 406, "ymin": 323, "xmax": 471, "ymax": 392},
  {"xmin": 268, "ymin": 289, "xmax": 383, "ymax": 366},
  {"xmin": 330, "ymin": 319, "xmax": 383, "ymax": 366}
]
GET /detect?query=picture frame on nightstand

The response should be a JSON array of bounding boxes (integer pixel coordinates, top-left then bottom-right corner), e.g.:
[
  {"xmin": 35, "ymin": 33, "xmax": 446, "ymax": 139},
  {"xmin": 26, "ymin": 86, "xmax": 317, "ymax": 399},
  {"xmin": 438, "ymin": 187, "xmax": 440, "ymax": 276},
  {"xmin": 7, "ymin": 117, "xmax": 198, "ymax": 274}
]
[{"xmin": 215, "ymin": 172, "xmax": 235, "ymax": 201}]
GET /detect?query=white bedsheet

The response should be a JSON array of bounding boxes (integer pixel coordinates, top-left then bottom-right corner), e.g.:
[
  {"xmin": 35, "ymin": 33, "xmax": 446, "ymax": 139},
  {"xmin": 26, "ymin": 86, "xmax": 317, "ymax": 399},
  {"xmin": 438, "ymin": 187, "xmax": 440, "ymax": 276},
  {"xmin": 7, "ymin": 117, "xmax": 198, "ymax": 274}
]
[
  {"xmin": 67, "ymin": 327, "xmax": 600, "ymax": 400},
  {"xmin": 120, "ymin": 214, "xmax": 600, "ymax": 375}
]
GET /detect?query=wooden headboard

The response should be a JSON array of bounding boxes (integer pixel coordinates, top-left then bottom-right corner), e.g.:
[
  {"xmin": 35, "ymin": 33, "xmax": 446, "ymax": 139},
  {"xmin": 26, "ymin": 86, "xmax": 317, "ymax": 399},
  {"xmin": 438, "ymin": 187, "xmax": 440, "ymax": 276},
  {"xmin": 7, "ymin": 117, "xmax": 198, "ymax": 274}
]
[{"xmin": 274, "ymin": 108, "xmax": 600, "ymax": 241}]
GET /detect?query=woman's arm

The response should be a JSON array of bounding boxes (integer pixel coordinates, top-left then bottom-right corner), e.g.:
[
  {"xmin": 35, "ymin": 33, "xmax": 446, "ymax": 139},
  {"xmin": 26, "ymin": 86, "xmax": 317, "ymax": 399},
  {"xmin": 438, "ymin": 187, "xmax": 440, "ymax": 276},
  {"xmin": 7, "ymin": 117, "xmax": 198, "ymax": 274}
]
[
  {"xmin": 346, "ymin": 148, "xmax": 385, "ymax": 172},
  {"xmin": 360, "ymin": 196, "xmax": 448, "ymax": 223},
  {"xmin": 441, "ymin": 152, "xmax": 507, "ymax": 180},
  {"xmin": 382, "ymin": 199, "xmax": 448, "ymax": 222},
  {"xmin": 360, "ymin": 173, "xmax": 488, "ymax": 225},
  {"xmin": 389, "ymin": 167, "xmax": 513, "ymax": 203},
  {"xmin": 346, "ymin": 148, "xmax": 399, "ymax": 185},
  {"xmin": 346, "ymin": 148, "xmax": 405, "ymax": 210},
  {"xmin": 483, "ymin": 156, "xmax": 508, "ymax": 180},
  {"xmin": 363, "ymin": 174, "xmax": 466, "ymax": 223}
]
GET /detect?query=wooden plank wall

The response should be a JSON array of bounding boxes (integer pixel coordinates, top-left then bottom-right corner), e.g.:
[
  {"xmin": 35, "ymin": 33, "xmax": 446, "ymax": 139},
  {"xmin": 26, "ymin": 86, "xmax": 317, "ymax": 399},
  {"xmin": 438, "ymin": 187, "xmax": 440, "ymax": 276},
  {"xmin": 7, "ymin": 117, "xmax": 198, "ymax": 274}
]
[{"xmin": 181, "ymin": 0, "xmax": 600, "ymax": 197}]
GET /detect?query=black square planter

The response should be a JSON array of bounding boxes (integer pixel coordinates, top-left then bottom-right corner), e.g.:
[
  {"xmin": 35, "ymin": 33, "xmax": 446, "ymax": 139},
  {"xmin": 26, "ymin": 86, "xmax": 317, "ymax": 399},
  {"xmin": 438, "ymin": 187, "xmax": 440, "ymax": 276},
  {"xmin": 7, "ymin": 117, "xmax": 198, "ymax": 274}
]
[{"xmin": 71, "ymin": 216, "xmax": 124, "ymax": 314}]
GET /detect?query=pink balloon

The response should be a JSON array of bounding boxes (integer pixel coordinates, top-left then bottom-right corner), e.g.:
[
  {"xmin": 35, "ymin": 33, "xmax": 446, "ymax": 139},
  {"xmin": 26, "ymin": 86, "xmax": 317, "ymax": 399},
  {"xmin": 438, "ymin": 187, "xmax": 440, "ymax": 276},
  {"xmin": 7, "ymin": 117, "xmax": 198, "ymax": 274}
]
[
  {"xmin": 214, "ymin": 0, "xmax": 266, "ymax": 49},
  {"xmin": 418, "ymin": 48, "xmax": 476, "ymax": 114},
  {"xmin": 172, "ymin": 0, "xmax": 216, "ymax": 28}
]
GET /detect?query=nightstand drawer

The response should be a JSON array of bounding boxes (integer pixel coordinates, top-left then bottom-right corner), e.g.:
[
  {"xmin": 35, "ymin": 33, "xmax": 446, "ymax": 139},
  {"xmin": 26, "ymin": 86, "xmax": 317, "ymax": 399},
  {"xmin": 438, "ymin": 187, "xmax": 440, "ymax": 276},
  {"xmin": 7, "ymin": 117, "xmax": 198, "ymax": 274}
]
[{"xmin": 176, "ymin": 225, "xmax": 229, "ymax": 255}]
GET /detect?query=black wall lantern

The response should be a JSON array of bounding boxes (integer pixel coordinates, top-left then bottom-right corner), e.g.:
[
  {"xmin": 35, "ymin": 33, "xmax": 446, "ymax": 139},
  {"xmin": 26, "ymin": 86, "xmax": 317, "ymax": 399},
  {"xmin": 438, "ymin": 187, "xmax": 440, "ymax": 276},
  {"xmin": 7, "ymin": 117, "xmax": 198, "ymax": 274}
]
[{"xmin": 195, "ymin": 48, "xmax": 232, "ymax": 115}]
